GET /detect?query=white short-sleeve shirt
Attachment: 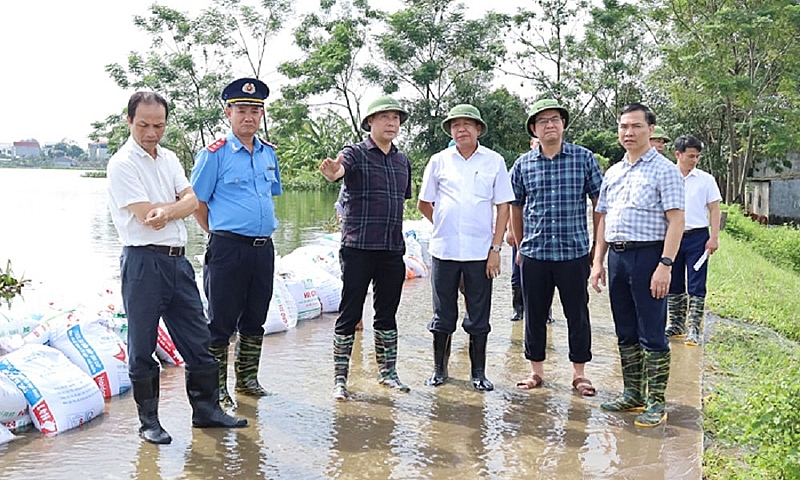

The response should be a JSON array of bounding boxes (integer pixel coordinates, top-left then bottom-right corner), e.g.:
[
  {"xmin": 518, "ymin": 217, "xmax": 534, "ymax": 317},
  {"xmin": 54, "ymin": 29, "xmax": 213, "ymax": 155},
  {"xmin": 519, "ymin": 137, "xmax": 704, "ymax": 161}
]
[
  {"xmin": 684, "ymin": 168, "xmax": 722, "ymax": 230},
  {"xmin": 107, "ymin": 136, "xmax": 190, "ymax": 247},
  {"xmin": 419, "ymin": 144, "xmax": 515, "ymax": 261}
]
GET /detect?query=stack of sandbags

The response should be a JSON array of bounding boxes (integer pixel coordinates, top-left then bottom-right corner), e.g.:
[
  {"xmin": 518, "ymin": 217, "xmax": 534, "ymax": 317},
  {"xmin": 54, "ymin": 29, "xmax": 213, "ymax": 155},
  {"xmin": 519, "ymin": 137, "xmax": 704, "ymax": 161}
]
[
  {"xmin": 264, "ymin": 276, "xmax": 299, "ymax": 335},
  {"xmin": 0, "ymin": 373, "xmax": 30, "ymax": 432}
]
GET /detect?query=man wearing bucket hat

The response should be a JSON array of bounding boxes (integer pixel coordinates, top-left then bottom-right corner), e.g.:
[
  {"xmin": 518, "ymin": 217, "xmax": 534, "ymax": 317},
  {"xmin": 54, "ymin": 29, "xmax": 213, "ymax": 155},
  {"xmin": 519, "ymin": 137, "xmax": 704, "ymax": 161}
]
[
  {"xmin": 418, "ymin": 104, "xmax": 515, "ymax": 391},
  {"xmin": 509, "ymin": 98, "xmax": 603, "ymax": 396},
  {"xmin": 319, "ymin": 96, "xmax": 413, "ymax": 401},
  {"xmin": 650, "ymin": 126, "xmax": 670, "ymax": 154},
  {"xmin": 191, "ymin": 77, "xmax": 282, "ymax": 408}
]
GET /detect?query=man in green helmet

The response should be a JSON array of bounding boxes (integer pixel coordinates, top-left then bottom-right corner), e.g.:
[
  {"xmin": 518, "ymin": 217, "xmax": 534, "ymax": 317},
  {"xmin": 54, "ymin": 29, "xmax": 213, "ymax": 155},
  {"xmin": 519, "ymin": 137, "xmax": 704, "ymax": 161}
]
[
  {"xmin": 418, "ymin": 104, "xmax": 515, "ymax": 391},
  {"xmin": 649, "ymin": 126, "xmax": 670, "ymax": 154},
  {"xmin": 319, "ymin": 96, "xmax": 413, "ymax": 401}
]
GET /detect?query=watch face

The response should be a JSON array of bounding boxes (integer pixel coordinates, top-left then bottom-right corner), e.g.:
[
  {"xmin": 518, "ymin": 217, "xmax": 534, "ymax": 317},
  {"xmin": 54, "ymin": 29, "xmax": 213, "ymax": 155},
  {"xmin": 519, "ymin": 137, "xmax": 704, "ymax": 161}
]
[{"xmin": 660, "ymin": 257, "xmax": 673, "ymax": 266}]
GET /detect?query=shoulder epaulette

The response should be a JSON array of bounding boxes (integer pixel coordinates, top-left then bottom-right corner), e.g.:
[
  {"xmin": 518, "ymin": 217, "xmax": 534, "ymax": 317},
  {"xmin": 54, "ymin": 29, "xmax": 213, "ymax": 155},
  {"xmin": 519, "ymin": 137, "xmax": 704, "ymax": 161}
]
[
  {"xmin": 206, "ymin": 138, "xmax": 227, "ymax": 153},
  {"xmin": 259, "ymin": 137, "xmax": 277, "ymax": 149}
]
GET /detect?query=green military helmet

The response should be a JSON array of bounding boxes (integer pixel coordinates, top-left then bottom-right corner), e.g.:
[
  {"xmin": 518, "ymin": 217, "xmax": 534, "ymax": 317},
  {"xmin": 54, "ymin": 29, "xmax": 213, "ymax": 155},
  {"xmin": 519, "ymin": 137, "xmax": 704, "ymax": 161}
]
[
  {"xmin": 441, "ymin": 104, "xmax": 488, "ymax": 138},
  {"xmin": 650, "ymin": 126, "xmax": 671, "ymax": 141},
  {"xmin": 526, "ymin": 98, "xmax": 569, "ymax": 137},
  {"xmin": 360, "ymin": 96, "xmax": 409, "ymax": 132}
]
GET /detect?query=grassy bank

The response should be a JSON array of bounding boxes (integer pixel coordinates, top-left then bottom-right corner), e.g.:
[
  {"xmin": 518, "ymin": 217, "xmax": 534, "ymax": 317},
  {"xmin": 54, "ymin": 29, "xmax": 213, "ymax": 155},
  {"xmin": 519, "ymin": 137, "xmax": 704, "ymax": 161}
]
[{"xmin": 703, "ymin": 218, "xmax": 800, "ymax": 478}]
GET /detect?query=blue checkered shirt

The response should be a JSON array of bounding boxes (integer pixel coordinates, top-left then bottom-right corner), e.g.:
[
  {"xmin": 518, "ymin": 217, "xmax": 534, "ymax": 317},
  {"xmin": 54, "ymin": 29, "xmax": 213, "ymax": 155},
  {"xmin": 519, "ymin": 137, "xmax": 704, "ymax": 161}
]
[
  {"xmin": 510, "ymin": 142, "xmax": 604, "ymax": 261},
  {"xmin": 596, "ymin": 148, "xmax": 685, "ymax": 242}
]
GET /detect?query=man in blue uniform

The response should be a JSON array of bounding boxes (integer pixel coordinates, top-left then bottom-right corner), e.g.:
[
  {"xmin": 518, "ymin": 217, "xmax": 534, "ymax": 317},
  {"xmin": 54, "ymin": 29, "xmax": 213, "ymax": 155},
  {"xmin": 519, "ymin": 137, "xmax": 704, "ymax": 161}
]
[
  {"xmin": 108, "ymin": 91, "xmax": 246, "ymax": 445},
  {"xmin": 191, "ymin": 78, "xmax": 282, "ymax": 407}
]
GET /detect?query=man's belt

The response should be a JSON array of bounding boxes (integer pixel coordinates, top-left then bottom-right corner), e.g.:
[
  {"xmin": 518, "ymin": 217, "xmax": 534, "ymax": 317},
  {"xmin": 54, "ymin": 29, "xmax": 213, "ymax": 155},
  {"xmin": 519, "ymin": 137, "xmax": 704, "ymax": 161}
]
[
  {"xmin": 683, "ymin": 227, "xmax": 708, "ymax": 236},
  {"xmin": 212, "ymin": 230, "xmax": 271, "ymax": 247},
  {"xmin": 144, "ymin": 245, "xmax": 185, "ymax": 256},
  {"xmin": 610, "ymin": 241, "xmax": 663, "ymax": 252}
]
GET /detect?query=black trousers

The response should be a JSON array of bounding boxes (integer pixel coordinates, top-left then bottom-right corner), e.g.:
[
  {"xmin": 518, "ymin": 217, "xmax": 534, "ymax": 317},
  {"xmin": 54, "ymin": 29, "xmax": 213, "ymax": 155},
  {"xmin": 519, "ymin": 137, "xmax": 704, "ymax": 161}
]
[
  {"xmin": 203, "ymin": 234, "xmax": 275, "ymax": 345},
  {"xmin": 428, "ymin": 257, "xmax": 492, "ymax": 336},
  {"xmin": 520, "ymin": 254, "xmax": 592, "ymax": 363},
  {"xmin": 335, "ymin": 247, "xmax": 406, "ymax": 335}
]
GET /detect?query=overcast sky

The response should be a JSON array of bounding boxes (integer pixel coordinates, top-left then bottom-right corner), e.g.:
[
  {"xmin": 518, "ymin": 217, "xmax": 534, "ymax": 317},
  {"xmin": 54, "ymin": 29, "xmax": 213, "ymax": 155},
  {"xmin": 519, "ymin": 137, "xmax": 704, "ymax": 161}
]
[{"xmin": 0, "ymin": 0, "xmax": 529, "ymax": 147}]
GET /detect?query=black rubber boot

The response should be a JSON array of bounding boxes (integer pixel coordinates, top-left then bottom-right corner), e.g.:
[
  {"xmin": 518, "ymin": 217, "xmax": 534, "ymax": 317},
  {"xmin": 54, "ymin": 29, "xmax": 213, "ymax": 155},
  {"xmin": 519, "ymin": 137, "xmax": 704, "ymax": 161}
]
[
  {"xmin": 509, "ymin": 286, "xmax": 523, "ymax": 321},
  {"xmin": 469, "ymin": 334, "xmax": 494, "ymax": 391},
  {"xmin": 425, "ymin": 332, "xmax": 452, "ymax": 387},
  {"xmin": 131, "ymin": 374, "xmax": 172, "ymax": 445},
  {"xmin": 185, "ymin": 363, "xmax": 248, "ymax": 429}
]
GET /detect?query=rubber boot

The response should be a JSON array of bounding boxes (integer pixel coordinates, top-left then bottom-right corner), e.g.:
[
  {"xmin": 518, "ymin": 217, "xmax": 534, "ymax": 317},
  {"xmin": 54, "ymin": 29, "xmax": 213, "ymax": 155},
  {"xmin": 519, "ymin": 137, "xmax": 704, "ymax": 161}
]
[
  {"xmin": 634, "ymin": 350, "xmax": 671, "ymax": 427},
  {"xmin": 186, "ymin": 363, "xmax": 248, "ymax": 428},
  {"xmin": 131, "ymin": 374, "xmax": 172, "ymax": 444},
  {"xmin": 374, "ymin": 329, "xmax": 410, "ymax": 393},
  {"xmin": 235, "ymin": 334, "xmax": 270, "ymax": 396},
  {"xmin": 665, "ymin": 293, "xmax": 688, "ymax": 338},
  {"xmin": 685, "ymin": 296, "xmax": 705, "ymax": 346},
  {"xmin": 333, "ymin": 333, "xmax": 355, "ymax": 401},
  {"xmin": 601, "ymin": 344, "xmax": 646, "ymax": 412},
  {"xmin": 509, "ymin": 286, "xmax": 523, "ymax": 321},
  {"xmin": 425, "ymin": 332, "xmax": 452, "ymax": 387},
  {"xmin": 209, "ymin": 344, "xmax": 234, "ymax": 408},
  {"xmin": 469, "ymin": 334, "xmax": 494, "ymax": 391}
]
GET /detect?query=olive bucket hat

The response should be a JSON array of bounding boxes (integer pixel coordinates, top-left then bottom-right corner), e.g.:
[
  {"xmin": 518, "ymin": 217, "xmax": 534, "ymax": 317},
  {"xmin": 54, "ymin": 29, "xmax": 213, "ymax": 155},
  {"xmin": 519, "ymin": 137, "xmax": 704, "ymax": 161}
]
[
  {"xmin": 360, "ymin": 96, "xmax": 409, "ymax": 132},
  {"xmin": 441, "ymin": 104, "xmax": 488, "ymax": 138},
  {"xmin": 650, "ymin": 126, "xmax": 671, "ymax": 141},
  {"xmin": 526, "ymin": 98, "xmax": 569, "ymax": 137}
]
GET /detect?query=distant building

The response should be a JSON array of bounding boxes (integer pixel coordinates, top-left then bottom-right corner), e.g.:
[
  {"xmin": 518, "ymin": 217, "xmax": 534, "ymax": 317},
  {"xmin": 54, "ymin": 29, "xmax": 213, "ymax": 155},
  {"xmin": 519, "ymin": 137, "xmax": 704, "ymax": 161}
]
[
  {"xmin": 746, "ymin": 151, "xmax": 800, "ymax": 224},
  {"xmin": 13, "ymin": 140, "xmax": 41, "ymax": 158},
  {"xmin": 88, "ymin": 141, "xmax": 109, "ymax": 161},
  {"xmin": 53, "ymin": 155, "xmax": 76, "ymax": 167}
]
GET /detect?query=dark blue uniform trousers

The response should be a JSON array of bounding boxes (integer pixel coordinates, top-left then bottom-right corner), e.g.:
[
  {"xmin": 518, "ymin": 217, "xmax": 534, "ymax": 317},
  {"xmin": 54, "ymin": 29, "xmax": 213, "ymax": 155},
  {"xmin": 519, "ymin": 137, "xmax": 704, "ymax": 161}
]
[
  {"xmin": 120, "ymin": 246, "xmax": 215, "ymax": 380},
  {"xmin": 203, "ymin": 234, "xmax": 275, "ymax": 346},
  {"xmin": 669, "ymin": 228, "xmax": 710, "ymax": 298},
  {"xmin": 428, "ymin": 257, "xmax": 492, "ymax": 336},
  {"xmin": 607, "ymin": 245, "xmax": 670, "ymax": 352}
]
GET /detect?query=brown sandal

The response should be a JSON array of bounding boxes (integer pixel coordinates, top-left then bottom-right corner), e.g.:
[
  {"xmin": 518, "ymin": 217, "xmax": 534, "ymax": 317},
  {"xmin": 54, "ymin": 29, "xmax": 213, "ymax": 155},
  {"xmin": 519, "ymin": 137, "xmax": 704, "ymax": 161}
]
[
  {"xmin": 572, "ymin": 377, "xmax": 597, "ymax": 397},
  {"xmin": 515, "ymin": 373, "xmax": 543, "ymax": 390}
]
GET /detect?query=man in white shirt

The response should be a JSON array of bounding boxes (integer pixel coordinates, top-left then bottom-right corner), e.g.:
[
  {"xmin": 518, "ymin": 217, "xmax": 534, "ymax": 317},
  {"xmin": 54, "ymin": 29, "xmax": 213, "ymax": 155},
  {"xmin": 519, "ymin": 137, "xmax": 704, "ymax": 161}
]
[
  {"xmin": 418, "ymin": 104, "xmax": 515, "ymax": 391},
  {"xmin": 665, "ymin": 135, "xmax": 722, "ymax": 346},
  {"xmin": 107, "ymin": 91, "xmax": 246, "ymax": 445}
]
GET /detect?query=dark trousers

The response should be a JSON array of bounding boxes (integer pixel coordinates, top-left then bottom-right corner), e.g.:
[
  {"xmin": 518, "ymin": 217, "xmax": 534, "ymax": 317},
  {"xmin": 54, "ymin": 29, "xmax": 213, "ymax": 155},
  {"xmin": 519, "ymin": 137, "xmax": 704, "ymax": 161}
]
[
  {"xmin": 335, "ymin": 247, "xmax": 405, "ymax": 335},
  {"xmin": 607, "ymin": 245, "xmax": 669, "ymax": 352},
  {"xmin": 120, "ymin": 246, "xmax": 214, "ymax": 380},
  {"xmin": 203, "ymin": 234, "xmax": 275, "ymax": 345},
  {"xmin": 428, "ymin": 257, "xmax": 492, "ymax": 336},
  {"xmin": 520, "ymin": 254, "xmax": 592, "ymax": 363},
  {"xmin": 510, "ymin": 245, "xmax": 521, "ymax": 287},
  {"xmin": 669, "ymin": 228, "xmax": 710, "ymax": 297}
]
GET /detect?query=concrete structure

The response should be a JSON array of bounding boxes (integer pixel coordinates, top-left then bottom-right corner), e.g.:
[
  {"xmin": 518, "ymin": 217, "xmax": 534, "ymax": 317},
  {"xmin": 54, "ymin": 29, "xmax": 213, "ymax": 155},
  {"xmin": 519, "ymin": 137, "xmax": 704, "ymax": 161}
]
[
  {"xmin": 13, "ymin": 140, "xmax": 41, "ymax": 158},
  {"xmin": 746, "ymin": 151, "xmax": 800, "ymax": 224},
  {"xmin": 88, "ymin": 141, "xmax": 109, "ymax": 161}
]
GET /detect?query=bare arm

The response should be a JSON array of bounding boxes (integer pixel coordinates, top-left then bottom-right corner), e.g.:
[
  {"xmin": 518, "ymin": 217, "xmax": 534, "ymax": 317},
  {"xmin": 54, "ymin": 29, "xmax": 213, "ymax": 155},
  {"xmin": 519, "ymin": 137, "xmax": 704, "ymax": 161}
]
[
  {"xmin": 706, "ymin": 201, "xmax": 721, "ymax": 254},
  {"xmin": 126, "ymin": 186, "xmax": 198, "ymax": 231},
  {"xmin": 590, "ymin": 213, "xmax": 608, "ymax": 292},
  {"xmin": 319, "ymin": 153, "xmax": 345, "ymax": 182},
  {"xmin": 194, "ymin": 200, "xmax": 210, "ymax": 233},
  {"xmin": 418, "ymin": 200, "xmax": 434, "ymax": 223},
  {"xmin": 510, "ymin": 205, "xmax": 524, "ymax": 249},
  {"xmin": 650, "ymin": 208, "xmax": 685, "ymax": 298}
]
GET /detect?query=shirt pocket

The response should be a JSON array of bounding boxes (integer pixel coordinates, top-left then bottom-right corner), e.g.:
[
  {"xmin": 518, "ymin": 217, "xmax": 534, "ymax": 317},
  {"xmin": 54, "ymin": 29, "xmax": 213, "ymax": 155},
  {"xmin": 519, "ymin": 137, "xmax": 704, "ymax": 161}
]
[
  {"xmin": 473, "ymin": 173, "xmax": 495, "ymax": 200},
  {"xmin": 223, "ymin": 170, "xmax": 254, "ymax": 188},
  {"xmin": 629, "ymin": 179, "xmax": 658, "ymax": 208}
]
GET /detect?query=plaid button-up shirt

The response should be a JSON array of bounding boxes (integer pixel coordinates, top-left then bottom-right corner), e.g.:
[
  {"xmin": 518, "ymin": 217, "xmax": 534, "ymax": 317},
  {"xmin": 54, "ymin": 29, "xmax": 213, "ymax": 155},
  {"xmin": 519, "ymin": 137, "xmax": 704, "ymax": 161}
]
[
  {"xmin": 596, "ymin": 148, "xmax": 685, "ymax": 242},
  {"xmin": 338, "ymin": 136, "xmax": 412, "ymax": 252},
  {"xmin": 511, "ymin": 142, "xmax": 604, "ymax": 261}
]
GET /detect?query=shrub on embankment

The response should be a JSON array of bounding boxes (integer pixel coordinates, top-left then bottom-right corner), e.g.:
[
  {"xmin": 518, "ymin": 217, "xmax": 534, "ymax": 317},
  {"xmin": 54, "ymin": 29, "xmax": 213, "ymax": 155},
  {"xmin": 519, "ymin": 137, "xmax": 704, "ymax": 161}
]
[{"xmin": 703, "ymin": 208, "xmax": 800, "ymax": 479}]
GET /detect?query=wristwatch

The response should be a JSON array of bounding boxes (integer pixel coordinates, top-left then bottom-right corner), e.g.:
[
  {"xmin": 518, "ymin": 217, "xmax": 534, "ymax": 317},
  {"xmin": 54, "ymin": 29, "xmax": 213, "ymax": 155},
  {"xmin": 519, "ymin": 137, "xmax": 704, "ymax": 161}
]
[
  {"xmin": 489, "ymin": 245, "xmax": 502, "ymax": 253},
  {"xmin": 659, "ymin": 257, "xmax": 673, "ymax": 267}
]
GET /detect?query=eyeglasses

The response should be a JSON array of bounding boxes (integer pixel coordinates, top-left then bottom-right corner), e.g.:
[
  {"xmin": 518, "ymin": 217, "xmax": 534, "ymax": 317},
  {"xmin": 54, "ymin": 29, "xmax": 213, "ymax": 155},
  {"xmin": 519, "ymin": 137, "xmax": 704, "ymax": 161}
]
[{"xmin": 535, "ymin": 115, "xmax": 564, "ymax": 126}]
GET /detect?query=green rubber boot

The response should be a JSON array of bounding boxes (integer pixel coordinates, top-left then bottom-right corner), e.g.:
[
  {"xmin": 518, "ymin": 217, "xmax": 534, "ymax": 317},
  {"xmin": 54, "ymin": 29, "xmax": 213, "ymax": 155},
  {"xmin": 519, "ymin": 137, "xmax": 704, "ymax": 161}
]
[
  {"xmin": 235, "ymin": 334, "xmax": 270, "ymax": 397},
  {"xmin": 685, "ymin": 296, "xmax": 705, "ymax": 346},
  {"xmin": 208, "ymin": 343, "xmax": 234, "ymax": 408},
  {"xmin": 374, "ymin": 329, "xmax": 410, "ymax": 393},
  {"xmin": 634, "ymin": 350, "xmax": 671, "ymax": 428},
  {"xmin": 665, "ymin": 294, "xmax": 688, "ymax": 338},
  {"xmin": 601, "ymin": 344, "xmax": 646, "ymax": 412},
  {"xmin": 333, "ymin": 333, "xmax": 355, "ymax": 401}
]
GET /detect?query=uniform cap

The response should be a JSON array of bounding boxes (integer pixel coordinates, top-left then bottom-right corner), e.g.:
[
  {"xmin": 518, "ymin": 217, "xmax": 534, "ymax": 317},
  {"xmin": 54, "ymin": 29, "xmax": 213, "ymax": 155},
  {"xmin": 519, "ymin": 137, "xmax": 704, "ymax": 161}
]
[{"xmin": 222, "ymin": 78, "xmax": 269, "ymax": 106}]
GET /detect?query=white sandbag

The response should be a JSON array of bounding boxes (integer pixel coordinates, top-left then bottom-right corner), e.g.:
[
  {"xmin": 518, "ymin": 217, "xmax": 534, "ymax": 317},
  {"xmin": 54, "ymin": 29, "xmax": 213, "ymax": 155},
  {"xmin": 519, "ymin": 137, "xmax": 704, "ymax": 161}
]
[
  {"xmin": 0, "ymin": 310, "xmax": 40, "ymax": 339},
  {"xmin": 282, "ymin": 276, "xmax": 322, "ymax": 320},
  {"xmin": 403, "ymin": 235, "xmax": 429, "ymax": 278},
  {"xmin": 50, "ymin": 319, "xmax": 131, "ymax": 398},
  {"xmin": 155, "ymin": 320, "xmax": 184, "ymax": 366},
  {"xmin": 264, "ymin": 276, "xmax": 298, "ymax": 335},
  {"xmin": 0, "ymin": 424, "xmax": 15, "ymax": 445},
  {"xmin": 1, "ymin": 413, "xmax": 32, "ymax": 433},
  {"xmin": 316, "ymin": 232, "xmax": 342, "ymax": 249},
  {"xmin": 283, "ymin": 245, "xmax": 341, "ymax": 279},
  {"xmin": 0, "ymin": 373, "xmax": 27, "ymax": 429},
  {"xmin": 278, "ymin": 256, "xmax": 342, "ymax": 313},
  {"xmin": 0, "ymin": 334, "xmax": 25, "ymax": 355},
  {"xmin": 0, "ymin": 344, "xmax": 105, "ymax": 435},
  {"xmin": 22, "ymin": 309, "xmax": 78, "ymax": 345}
]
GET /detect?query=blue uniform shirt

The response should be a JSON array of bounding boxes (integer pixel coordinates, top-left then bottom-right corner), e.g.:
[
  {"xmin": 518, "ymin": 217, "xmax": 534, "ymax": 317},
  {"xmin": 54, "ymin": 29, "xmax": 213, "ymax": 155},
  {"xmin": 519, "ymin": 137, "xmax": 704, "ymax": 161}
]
[{"xmin": 191, "ymin": 131, "xmax": 282, "ymax": 237}]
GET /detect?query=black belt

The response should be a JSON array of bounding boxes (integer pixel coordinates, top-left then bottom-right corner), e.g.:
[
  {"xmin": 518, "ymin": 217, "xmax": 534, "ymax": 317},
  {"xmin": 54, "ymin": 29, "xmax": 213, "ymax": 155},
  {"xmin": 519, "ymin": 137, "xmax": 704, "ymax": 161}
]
[
  {"xmin": 684, "ymin": 227, "xmax": 708, "ymax": 236},
  {"xmin": 610, "ymin": 241, "xmax": 663, "ymax": 252},
  {"xmin": 143, "ymin": 245, "xmax": 185, "ymax": 256},
  {"xmin": 212, "ymin": 230, "xmax": 271, "ymax": 247}
]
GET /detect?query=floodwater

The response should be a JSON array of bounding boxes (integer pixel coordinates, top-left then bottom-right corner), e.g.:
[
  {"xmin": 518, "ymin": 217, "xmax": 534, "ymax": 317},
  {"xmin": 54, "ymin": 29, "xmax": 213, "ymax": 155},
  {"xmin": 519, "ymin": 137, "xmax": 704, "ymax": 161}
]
[{"xmin": 0, "ymin": 169, "xmax": 703, "ymax": 479}]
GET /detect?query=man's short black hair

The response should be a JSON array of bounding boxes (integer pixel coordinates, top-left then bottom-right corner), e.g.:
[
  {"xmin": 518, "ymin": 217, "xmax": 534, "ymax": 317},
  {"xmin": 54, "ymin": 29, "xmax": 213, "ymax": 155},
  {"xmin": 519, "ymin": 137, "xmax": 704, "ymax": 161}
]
[
  {"xmin": 619, "ymin": 103, "xmax": 656, "ymax": 126},
  {"xmin": 674, "ymin": 134, "xmax": 704, "ymax": 153},
  {"xmin": 127, "ymin": 91, "xmax": 170, "ymax": 121}
]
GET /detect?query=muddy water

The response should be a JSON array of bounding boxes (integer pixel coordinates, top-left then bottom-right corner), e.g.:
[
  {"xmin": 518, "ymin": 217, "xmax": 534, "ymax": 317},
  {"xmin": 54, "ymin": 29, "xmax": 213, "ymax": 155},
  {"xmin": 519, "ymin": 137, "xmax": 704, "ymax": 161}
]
[{"xmin": 0, "ymin": 170, "xmax": 703, "ymax": 479}]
